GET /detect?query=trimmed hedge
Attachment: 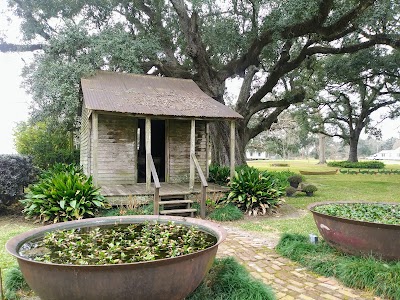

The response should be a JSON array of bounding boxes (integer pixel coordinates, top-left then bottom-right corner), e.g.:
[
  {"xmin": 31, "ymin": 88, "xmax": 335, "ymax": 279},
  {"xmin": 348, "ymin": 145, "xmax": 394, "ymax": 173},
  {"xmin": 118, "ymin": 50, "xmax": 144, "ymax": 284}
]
[
  {"xmin": 327, "ymin": 161, "xmax": 385, "ymax": 169},
  {"xmin": 0, "ymin": 155, "xmax": 36, "ymax": 205}
]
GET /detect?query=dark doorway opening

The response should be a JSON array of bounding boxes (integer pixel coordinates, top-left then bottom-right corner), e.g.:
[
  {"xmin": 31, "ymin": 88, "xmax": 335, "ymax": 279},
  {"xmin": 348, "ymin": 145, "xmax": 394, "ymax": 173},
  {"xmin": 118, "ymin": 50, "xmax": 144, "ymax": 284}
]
[{"xmin": 137, "ymin": 119, "xmax": 166, "ymax": 183}]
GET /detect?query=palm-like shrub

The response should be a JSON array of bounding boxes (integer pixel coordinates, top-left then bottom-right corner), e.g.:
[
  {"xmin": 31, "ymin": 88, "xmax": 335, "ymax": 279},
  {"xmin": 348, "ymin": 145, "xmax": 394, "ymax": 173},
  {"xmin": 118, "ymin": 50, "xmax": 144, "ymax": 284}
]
[
  {"xmin": 223, "ymin": 167, "xmax": 284, "ymax": 216},
  {"xmin": 21, "ymin": 164, "xmax": 108, "ymax": 223},
  {"xmin": 208, "ymin": 164, "xmax": 230, "ymax": 185}
]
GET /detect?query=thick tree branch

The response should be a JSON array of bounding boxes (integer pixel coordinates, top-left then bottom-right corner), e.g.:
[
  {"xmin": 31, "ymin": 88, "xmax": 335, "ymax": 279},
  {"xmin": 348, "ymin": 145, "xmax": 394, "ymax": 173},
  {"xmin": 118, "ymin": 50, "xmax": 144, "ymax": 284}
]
[
  {"xmin": 247, "ymin": 106, "xmax": 288, "ymax": 140},
  {"xmin": 248, "ymin": 88, "xmax": 305, "ymax": 120},
  {"xmin": 307, "ymin": 34, "xmax": 400, "ymax": 56},
  {"xmin": 12, "ymin": 0, "xmax": 52, "ymax": 40},
  {"xmin": 317, "ymin": 0, "xmax": 374, "ymax": 36},
  {"xmin": 317, "ymin": 130, "xmax": 347, "ymax": 141},
  {"xmin": 368, "ymin": 99, "xmax": 399, "ymax": 114},
  {"xmin": 235, "ymin": 65, "xmax": 258, "ymax": 116},
  {"xmin": 220, "ymin": 0, "xmax": 374, "ymax": 79},
  {"xmin": 246, "ymin": 40, "xmax": 311, "ymax": 111},
  {"xmin": 0, "ymin": 42, "xmax": 43, "ymax": 52}
]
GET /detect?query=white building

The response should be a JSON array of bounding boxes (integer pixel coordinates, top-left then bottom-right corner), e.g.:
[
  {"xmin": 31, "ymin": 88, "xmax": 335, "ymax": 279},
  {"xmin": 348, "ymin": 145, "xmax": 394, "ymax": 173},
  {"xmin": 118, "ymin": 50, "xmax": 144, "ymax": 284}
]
[
  {"xmin": 245, "ymin": 150, "xmax": 282, "ymax": 160},
  {"xmin": 246, "ymin": 150, "xmax": 268, "ymax": 160},
  {"xmin": 368, "ymin": 147, "xmax": 400, "ymax": 160}
]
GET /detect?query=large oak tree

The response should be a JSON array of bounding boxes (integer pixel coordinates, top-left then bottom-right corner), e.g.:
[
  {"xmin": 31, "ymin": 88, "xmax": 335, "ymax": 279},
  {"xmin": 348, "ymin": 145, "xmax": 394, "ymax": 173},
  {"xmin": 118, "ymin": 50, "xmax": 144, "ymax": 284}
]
[
  {"xmin": 2, "ymin": 0, "xmax": 399, "ymax": 164},
  {"xmin": 302, "ymin": 49, "xmax": 400, "ymax": 162}
]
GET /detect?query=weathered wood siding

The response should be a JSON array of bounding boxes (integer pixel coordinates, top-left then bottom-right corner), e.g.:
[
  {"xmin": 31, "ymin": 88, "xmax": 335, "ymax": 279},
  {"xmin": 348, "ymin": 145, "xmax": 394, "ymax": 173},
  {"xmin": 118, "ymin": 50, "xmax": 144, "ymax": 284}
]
[
  {"xmin": 168, "ymin": 120, "xmax": 207, "ymax": 183},
  {"xmin": 92, "ymin": 114, "xmax": 137, "ymax": 185},
  {"xmin": 79, "ymin": 107, "xmax": 91, "ymax": 174}
]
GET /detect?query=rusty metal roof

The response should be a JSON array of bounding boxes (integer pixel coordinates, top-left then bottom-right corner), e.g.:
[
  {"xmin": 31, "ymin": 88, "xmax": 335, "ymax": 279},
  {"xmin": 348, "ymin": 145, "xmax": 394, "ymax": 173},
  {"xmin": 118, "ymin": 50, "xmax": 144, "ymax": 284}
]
[{"xmin": 81, "ymin": 71, "xmax": 243, "ymax": 120}]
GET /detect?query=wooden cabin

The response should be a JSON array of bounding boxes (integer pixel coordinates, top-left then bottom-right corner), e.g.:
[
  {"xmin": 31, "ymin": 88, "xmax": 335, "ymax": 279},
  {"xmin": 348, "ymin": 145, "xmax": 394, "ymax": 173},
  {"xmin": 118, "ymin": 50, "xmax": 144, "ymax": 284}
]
[{"xmin": 80, "ymin": 71, "xmax": 242, "ymax": 217}]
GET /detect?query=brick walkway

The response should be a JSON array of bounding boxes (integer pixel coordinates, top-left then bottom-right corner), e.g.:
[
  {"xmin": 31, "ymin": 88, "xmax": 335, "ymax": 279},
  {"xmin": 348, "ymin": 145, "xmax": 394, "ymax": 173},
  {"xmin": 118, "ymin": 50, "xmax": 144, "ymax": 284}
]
[{"xmin": 217, "ymin": 226, "xmax": 383, "ymax": 300}]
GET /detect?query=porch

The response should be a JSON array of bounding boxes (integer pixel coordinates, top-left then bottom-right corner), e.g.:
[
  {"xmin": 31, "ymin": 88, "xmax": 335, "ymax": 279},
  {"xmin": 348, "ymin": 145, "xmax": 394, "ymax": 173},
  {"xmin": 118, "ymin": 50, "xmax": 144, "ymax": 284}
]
[{"xmin": 101, "ymin": 182, "xmax": 229, "ymax": 206}]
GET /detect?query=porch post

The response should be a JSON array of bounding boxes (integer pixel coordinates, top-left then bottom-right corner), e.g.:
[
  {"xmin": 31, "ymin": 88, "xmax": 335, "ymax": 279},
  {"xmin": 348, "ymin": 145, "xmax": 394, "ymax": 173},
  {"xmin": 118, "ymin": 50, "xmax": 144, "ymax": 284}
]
[
  {"xmin": 230, "ymin": 120, "xmax": 235, "ymax": 181},
  {"xmin": 92, "ymin": 111, "xmax": 99, "ymax": 186},
  {"xmin": 145, "ymin": 117, "xmax": 151, "ymax": 192},
  {"xmin": 132, "ymin": 118, "xmax": 138, "ymax": 183},
  {"xmin": 189, "ymin": 119, "xmax": 195, "ymax": 191},
  {"xmin": 205, "ymin": 122, "xmax": 210, "ymax": 179}
]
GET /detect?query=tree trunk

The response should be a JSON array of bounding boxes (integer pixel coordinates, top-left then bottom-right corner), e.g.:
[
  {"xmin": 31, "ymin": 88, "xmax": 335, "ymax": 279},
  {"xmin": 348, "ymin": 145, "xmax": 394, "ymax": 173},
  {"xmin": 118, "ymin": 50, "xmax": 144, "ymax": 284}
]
[
  {"xmin": 209, "ymin": 121, "xmax": 247, "ymax": 166},
  {"xmin": 348, "ymin": 133, "xmax": 360, "ymax": 162},
  {"xmin": 318, "ymin": 133, "xmax": 327, "ymax": 164}
]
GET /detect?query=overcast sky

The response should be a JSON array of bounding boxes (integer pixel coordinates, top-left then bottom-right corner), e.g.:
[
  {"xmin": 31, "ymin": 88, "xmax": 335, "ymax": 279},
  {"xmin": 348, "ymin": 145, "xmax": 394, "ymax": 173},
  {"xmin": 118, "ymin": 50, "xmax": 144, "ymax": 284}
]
[{"xmin": 0, "ymin": 2, "xmax": 399, "ymax": 154}]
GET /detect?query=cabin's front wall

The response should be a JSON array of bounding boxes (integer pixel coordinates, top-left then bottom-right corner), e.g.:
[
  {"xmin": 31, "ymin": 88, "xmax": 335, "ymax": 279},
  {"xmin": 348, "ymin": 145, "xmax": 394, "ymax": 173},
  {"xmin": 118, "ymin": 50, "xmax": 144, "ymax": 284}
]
[
  {"xmin": 81, "ymin": 108, "xmax": 209, "ymax": 186},
  {"xmin": 94, "ymin": 113, "xmax": 138, "ymax": 185},
  {"xmin": 168, "ymin": 119, "xmax": 207, "ymax": 183}
]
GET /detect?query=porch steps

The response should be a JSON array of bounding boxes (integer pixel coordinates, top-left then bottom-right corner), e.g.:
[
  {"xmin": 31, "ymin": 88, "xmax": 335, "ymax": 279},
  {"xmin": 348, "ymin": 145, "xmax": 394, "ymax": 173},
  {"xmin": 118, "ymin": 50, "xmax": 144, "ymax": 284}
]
[
  {"xmin": 158, "ymin": 194, "xmax": 196, "ymax": 217},
  {"xmin": 160, "ymin": 208, "xmax": 197, "ymax": 215},
  {"xmin": 159, "ymin": 200, "xmax": 193, "ymax": 205}
]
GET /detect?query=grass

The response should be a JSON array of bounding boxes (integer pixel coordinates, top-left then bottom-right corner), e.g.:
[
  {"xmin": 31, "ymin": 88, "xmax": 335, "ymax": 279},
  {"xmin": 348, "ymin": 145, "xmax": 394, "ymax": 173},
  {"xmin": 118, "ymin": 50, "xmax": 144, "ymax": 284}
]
[
  {"xmin": 3, "ymin": 266, "xmax": 31, "ymax": 300},
  {"xmin": 238, "ymin": 214, "xmax": 318, "ymax": 236},
  {"xmin": 208, "ymin": 204, "xmax": 244, "ymax": 222},
  {"xmin": 0, "ymin": 216, "xmax": 36, "ymax": 271},
  {"xmin": 187, "ymin": 257, "xmax": 275, "ymax": 300},
  {"xmin": 276, "ymin": 234, "xmax": 400, "ymax": 300}
]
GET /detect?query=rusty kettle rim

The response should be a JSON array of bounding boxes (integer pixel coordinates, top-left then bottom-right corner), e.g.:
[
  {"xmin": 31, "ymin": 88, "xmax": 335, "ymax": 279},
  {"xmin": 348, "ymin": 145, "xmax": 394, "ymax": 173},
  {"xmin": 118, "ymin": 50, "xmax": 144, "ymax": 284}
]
[
  {"xmin": 308, "ymin": 201, "xmax": 400, "ymax": 229},
  {"xmin": 6, "ymin": 215, "xmax": 227, "ymax": 268}
]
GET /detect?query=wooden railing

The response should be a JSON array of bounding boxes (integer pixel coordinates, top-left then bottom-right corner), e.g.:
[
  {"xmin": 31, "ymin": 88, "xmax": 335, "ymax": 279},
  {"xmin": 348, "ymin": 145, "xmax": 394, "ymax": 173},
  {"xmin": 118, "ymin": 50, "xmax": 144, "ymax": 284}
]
[
  {"xmin": 191, "ymin": 153, "xmax": 208, "ymax": 219},
  {"xmin": 147, "ymin": 153, "xmax": 161, "ymax": 215}
]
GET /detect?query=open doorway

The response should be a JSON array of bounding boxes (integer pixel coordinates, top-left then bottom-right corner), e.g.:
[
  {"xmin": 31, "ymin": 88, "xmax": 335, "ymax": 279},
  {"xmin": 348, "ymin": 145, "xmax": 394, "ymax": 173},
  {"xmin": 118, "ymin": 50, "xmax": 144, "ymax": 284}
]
[{"xmin": 137, "ymin": 119, "xmax": 166, "ymax": 183}]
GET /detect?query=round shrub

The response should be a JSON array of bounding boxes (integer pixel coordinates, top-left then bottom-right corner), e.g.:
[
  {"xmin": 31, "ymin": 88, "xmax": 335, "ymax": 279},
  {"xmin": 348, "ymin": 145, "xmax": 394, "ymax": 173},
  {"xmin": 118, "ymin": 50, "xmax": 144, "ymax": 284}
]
[
  {"xmin": 208, "ymin": 204, "xmax": 244, "ymax": 221},
  {"xmin": 0, "ymin": 155, "xmax": 37, "ymax": 205},
  {"xmin": 21, "ymin": 164, "xmax": 108, "ymax": 223},
  {"xmin": 285, "ymin": 186, "xmax": 297, "ymax": 196},
  {"xmin": 302, "ymin": 184, "xmax": 317, "ymax": 196},
  {"xmin": 287, "ymin": 175, "xmax": 303, "ymax": 188}
]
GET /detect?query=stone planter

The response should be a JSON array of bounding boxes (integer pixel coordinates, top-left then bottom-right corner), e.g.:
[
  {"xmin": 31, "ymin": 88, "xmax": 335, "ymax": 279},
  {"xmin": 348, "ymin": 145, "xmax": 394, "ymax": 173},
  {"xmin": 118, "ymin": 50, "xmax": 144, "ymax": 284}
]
[
  {"xmin": 309, "ymin": 201, "xmax": 400, "ymax": 261},
  {"xmin": 6, "ymin": 215, "xmax": 227, "ymax": 300}
]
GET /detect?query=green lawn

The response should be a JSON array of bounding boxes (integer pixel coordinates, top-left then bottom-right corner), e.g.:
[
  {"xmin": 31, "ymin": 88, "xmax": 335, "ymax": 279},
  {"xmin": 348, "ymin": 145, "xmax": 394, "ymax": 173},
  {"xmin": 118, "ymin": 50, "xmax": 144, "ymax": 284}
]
[
  {"xmin": 0, "ymin": 216, "xmax": 36, "ymax": 271},
  {"xmin": 240, "ymin": 160, "xmax": 400, "ymax": 236}
]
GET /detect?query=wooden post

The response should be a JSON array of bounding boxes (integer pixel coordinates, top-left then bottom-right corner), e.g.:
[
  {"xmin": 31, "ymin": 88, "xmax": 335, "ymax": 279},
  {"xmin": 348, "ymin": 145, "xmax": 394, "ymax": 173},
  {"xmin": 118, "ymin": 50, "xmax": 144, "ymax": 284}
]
[
  {"xmin": 206, "ymin": 122, "xmax": 210, "ymax": 179},
  {"xmin": 189, "ymin": 119, "xmax": 195, "ymax": 191},
  {"xmin": 165, "ymin": 120, "xmax": 170, "ymax": 183},
  {"xmin": 154, "ymin": 187, "xmax": 160, "ymax": 215},
  {"xmin": 87, "ymin": 111, "xmax": 92, "ymax": 175},
  {"xmin": 133, "ymin": 118, "xmax": 138, "ymax": 183},
  {"xmin": 146, "ymin": 117, "xmax": 151, "ymax": 192},
  {"xmin": 230, "ymin": 120, "xmax": 235, "ymax": 181},
  {"xmin": 92, "ymin": 112, "xmax": 99, "ymax": 186},
  {"xmin": 201, "ymin": 185, "xmax": 206, "ymax": 219}
]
